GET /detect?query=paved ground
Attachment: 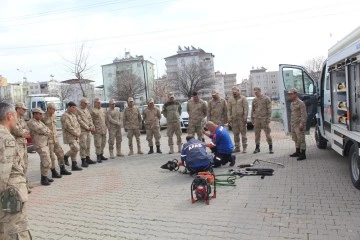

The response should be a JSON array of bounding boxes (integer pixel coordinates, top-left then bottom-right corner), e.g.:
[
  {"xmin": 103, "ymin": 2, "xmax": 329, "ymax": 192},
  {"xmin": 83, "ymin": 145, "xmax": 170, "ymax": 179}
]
[{"xmin": 25, "ymin": 122, "xmax": 360, "ymax": 240}]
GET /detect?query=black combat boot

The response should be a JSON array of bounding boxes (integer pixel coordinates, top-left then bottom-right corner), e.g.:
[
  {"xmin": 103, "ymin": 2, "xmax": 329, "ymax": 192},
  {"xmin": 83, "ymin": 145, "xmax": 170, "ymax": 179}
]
[
  {"xmin": 64, "ymin": 155, "xmax": 70, "ymax": 166},
  {"xmin": 269, "ymin": 144, "xmax": 274, "ymax": 154},
  {"xmin": 97, "ymin": 155, "xmax": 102, "ymax": 163},
  {"xmin": 156, "ymin": 145, "xmax": 162, "ymax": 154},
  {"xmin": 86, "ymin": 156, "xmax": 97, "ymax": 164},
  {"xmin": 148, "ymin": 146, "xmax": 154, "ymax": 154},
  {"xmin": 72, "ymin": 161, "xmax": 83, "ymax": 171},
  {"xmin": 290, "ymin": 148, "xmax": 300, "ymax": 157},
  {"xmin": 41, "ymin": 176, "xmax": 50, "ymax": 186},
  {"xmin": 100, "ymin": 154, "xmax": 108, "ymax": 160},
  {"xmin": 51, "ymin": 168, "xmax": 62, "ymax": 178},
  {"xmin": 60, "ymin": 165, "xmax": 72, "ymax": 175},
  {"xmin": 47, "ymin": 177, "xmax": 54, "ymax": 182},
  {"xmin": 81, "ymin": 158, "xmax": 88, "ymax": 167},
  {"xmin": 229, "ymin": 155, "xmax": 236, "ymax": 167},
  {"xmin": 253, "ymin": 144, "xmax": 260, "ymax": 154},
  {"xmin": 297, "ymin": 150, "xmax": 307, "ymax": 161}
]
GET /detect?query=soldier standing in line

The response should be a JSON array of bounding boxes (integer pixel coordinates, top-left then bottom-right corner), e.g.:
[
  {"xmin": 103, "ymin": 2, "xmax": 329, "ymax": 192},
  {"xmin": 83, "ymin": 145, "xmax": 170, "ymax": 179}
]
[
  {"xmin": 251, "ymin": 87, "xmax": 274, "ymax": 154},
  {"xmin": 162, "ymin": 92, "xmax": 182, "ymax": 154},
  {"xmin": 41, "ymin": 103, "xmax": 72, "ymax": 178},
  {"xmin": 123, "ymin": 97, "xmax": 143, "ymax": 156},
  {"xmin": 0, "ymin": 102, "xmax": 32, "ymax": 239},
  {"xmin": 187, "ymin": 92, "xmax": 207, "ymax": 141},
  {"xmin": 91, "ymin": 98, "xmax": 108, "ymax": 162},
  {"xmin": 61, "ymin": 102, "xmax": 83, "ymax": 171},
  {"xmin": 227, "ymin": 86, "xmax": 249, "ymax": 153},
  {"xmin": 106, "ymin": 99, "xmax": 124, "ymax": 159},
  {"xmin": 27, "ymin": 108, "xmax": 53, "ymax": 186},
  {"xmin": 288, "ymin": 88, "xmax": 308, "ymax": 161},
  {"xmin": 142, "ymin": 98, "xmax": 162, "ymax": 154},
  {"xmin": 207, "ymin": 89, "xmax": 227, "ymax": 126},
  {"xmin": 76, "ymin": 98, "xmax": 97, "ymax": 167},
  {"xmin": 10, "ymin": 102, "xmax": 31, "ymax": 192}
]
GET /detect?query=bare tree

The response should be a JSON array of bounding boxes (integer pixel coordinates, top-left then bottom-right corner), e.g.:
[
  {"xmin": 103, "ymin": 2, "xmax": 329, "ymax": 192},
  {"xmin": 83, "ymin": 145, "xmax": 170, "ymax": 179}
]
[
  {"xmin": 171, "ymin": 62, "xmax": 213, "ymax": 99},
  {"xmin": 304, "ymin": 56, "xmax": 326, "ymax": 80},
  {"xmin": 152, "ymin": 77, "xmax": 169, "ymax": 103},
  {"xmin": 63, "ymin": 42, "xmax": 95, "ymax": 97},
  {"xmin": 58, "ymin": 84, "xmax": 74, "ymax": 101},
  {"xmin": 107, "ymin": 71, "xmax": 145, "ymax": 101}
]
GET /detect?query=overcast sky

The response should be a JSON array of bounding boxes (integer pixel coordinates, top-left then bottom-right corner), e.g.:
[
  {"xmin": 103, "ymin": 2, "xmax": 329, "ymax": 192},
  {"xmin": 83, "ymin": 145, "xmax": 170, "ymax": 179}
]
[{"xmin": 1, "ymin": 0, "xmax": 360, "ymax": 86}]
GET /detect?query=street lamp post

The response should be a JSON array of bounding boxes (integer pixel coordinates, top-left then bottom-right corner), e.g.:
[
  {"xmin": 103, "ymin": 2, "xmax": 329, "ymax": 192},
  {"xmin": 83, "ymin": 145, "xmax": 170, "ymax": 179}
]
[
  {"xmin": 149, "ymin": 56, "xmax": 159, "ymax": 79},
  {"xmin": 140, "ymin": 60, "xmax": 148, "ymax": 103},
  {"xmin": 16, "ymin": 68, "xmax": 32, "ymax": 83}
]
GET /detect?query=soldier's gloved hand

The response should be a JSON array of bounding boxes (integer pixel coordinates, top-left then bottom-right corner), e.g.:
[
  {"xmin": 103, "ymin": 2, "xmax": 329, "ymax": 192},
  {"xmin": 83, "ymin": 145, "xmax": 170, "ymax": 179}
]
[{"xmin": 125, "ymin": 129, "xmax": 127, "ymax": 132}]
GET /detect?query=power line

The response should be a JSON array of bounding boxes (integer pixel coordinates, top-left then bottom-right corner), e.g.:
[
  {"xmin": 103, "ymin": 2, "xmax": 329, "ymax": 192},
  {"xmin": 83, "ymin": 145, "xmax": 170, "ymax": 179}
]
[
  {"xmin": 1, "ymin": 0, "xmax": 179, "ymax": 29},
  {"xmin": 0, "ymin": 0, "xmax": 135, "ymax": 22},
  {"xmin": 1, "ymin": 2, "xmax": 359, "ymax": 52},
  {"xmin": 1, "ymin": 7, "xmax": 359, "ymax": 59}
]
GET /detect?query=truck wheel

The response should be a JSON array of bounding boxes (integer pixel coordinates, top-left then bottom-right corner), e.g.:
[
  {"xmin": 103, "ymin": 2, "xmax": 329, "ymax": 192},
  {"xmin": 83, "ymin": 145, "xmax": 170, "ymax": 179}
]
[
  {"xmin": 315, "ymin": 124, "xmax": 327, "ymax": 149},
  {"xmin": 349, "ymin": 144, "xmax": 360, "ymax": 189}
]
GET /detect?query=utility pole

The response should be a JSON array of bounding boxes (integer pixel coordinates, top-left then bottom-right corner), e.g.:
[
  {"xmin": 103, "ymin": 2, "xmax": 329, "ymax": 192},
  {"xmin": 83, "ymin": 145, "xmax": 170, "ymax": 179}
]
[
  {"xmin": 140, "ymin": 60, "xmax": 148, "ymax": 103},
  {"xmin": 150, "ymin": 56, "xmax": 159, "ymax": 79}
]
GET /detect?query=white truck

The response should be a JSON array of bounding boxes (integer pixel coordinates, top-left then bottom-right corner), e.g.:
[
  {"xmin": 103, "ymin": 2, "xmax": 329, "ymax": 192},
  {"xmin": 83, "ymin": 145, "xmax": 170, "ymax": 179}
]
[
  {"xmin": 278, "ymin": 26, "xmax": 360, "ymax": 189},
  {"xmin": 25, "ymin": 94, "xmax": 65, "ymax": 128}
]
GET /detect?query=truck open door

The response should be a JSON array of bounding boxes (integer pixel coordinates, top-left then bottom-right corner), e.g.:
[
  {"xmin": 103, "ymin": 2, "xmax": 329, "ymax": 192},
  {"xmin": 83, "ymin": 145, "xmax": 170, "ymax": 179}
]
[{"xmin": 278, "ymin": 64, "xmax": 318, "ymax": 134}]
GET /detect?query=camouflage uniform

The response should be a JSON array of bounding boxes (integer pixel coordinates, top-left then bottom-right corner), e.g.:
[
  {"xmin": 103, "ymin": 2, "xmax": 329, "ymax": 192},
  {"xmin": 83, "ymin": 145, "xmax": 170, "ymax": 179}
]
[
  {"xmin": 123, "ymin": 106, "xmax": 142, "ymax": 155},
  {"xmin": 10, "ymin": 117, "xmax": 29, "ymax": 173},
  {"xmin": 106, "ymin": 108, "xmax": 123, "ymax": 157},
  {"xmin": 41, "ymin": 112, "xmax": 65, "ymax": 168},
  {"xmin": 251, "ymin": 94, "xmax": 272, "ymax": 145},
  {"xmin": 143, "ymin": 106, "xmax": 161, "ymax": 147},
  {"xmin": 207, "ymin": 97, "xmax": 227, "ymax": 125},
  {"xmin": 187, "ymin": 99, "xmax": 207, "ymax": 140},
  {"xmin": 0, "ymin": 125, "xmax": 32, "ymax": 240},
  {"xmin": 61, "ymin": 112, "xmax": 81, "ymax": 161},
  {"xmin": 227, "ymin": 95, "xmax": 248, "ymax": 152},
  {"xmin": 291, "ymin": 98, "xmax": 307, "ymax": 150},
  {"xmin": 162, "ymin": 101, "xmax": 182, "ymax": 153},
  {"xmin": 76, "ymin": 107, "xmax": 94, "ymax": 159},
  {"xmin": 27, "ymin": 118, "xmax": 51, "ymax": 177},
  {"xmin": 91, "ymin": 108, "xmax": 107, "ymax": 156}
]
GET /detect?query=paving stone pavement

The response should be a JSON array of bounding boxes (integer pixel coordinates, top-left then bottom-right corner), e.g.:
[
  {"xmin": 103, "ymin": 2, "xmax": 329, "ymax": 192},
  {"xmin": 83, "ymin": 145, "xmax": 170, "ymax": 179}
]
[{"xmin": 25, "ymin": 122, "xmax": 360, "ymax": 240}]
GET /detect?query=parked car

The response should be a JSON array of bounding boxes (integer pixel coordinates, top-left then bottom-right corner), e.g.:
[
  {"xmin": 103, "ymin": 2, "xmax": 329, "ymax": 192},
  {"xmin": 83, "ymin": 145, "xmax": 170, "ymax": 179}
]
[
  {"xmin": 246, "ymin": 97, "xmax": 255, "ymax": 129},
  {"xmin": 180, "ymin": 102, "xmax": 189, "ymax": 131},
  {"xmin": 139, "ymin": 104, "xmax": 167, "ymax": 133},
  {"xmin": 180, "ymin": 101, "xmax": 207, "ymax": 131},
  {"xmin": 25, "ymin": 134, "xmax": 35, "ymax": 153}
]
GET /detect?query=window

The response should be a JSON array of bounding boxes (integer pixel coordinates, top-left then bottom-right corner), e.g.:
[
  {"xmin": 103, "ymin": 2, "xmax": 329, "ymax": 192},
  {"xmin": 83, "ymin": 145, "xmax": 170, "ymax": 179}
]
[{"xmin": 283, "ymin": 67, "xmax": 315, "ymax": 94}]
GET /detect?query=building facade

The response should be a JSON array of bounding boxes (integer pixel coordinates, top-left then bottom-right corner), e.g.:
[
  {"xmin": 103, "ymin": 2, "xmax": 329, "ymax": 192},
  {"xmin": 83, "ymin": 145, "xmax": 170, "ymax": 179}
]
[
  {"xmin": 249, "ymin": 67, "xmax": 279, "ymax": 100},
  {"xmin": 164, "ymin": 46, "xmax": 215, "ymax": 102},
  {"xmin": 102, "ymin": 52, "xmax": 155, "ymax": 104},
  {"xmin": 61, "ymin": 79, "xmax": 95, "ymax": 105}
]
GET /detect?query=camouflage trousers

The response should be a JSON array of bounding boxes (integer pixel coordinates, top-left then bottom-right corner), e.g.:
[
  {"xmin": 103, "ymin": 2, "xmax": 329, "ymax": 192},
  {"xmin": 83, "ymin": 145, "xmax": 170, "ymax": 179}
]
[
  {"xmin": 108, "ymin": 128, "xmax": 122, "ymax": 152},
  {"xmin": 65, "ymin": 141, "xmax": 80, "ymax": 161},
  {"xmin": 167, "ymin": 122, "xmax": 182, "ymax": 146},
  {"xmin": 94, "ymin": 133, "xmax": 106, "ymax": 155},
  {"xmin": 35, "ymin": 146, "xmax": 51, "ymax": 176},
  {"xmin": 0, "ymin": 203, "xmax": 32, "ymax": 240},
  {"xmin": 145, "ymin": 126, "xmax": 161, "ymax": 147},
  {"xmin": 254, "ymin": 118, "xmax": 272, "ymax": 145},
  {"xmin": 79, "ymin": 131, "xmax": 91, "ymax": 158},
  {"xmin": 17, "ymin": 143, "xmax": 28, "ymax": 174},
  {"xmin": 49, "ymin": 141, "xmax": 65, "ymax": 169},
  {"xmin": 127, "ymin": 129, "xmax": 141, "ymax": 148},
  {"xmin": 292, "ymin": 126, "xmax": 306, "ymax": 150},
  {"xmin": 187, "ymin": 124, "xmax": 203, "ymax": 141},
  {"xmin": 231, "ymin": 121, "xmax": 247, "ymax": 150}
]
